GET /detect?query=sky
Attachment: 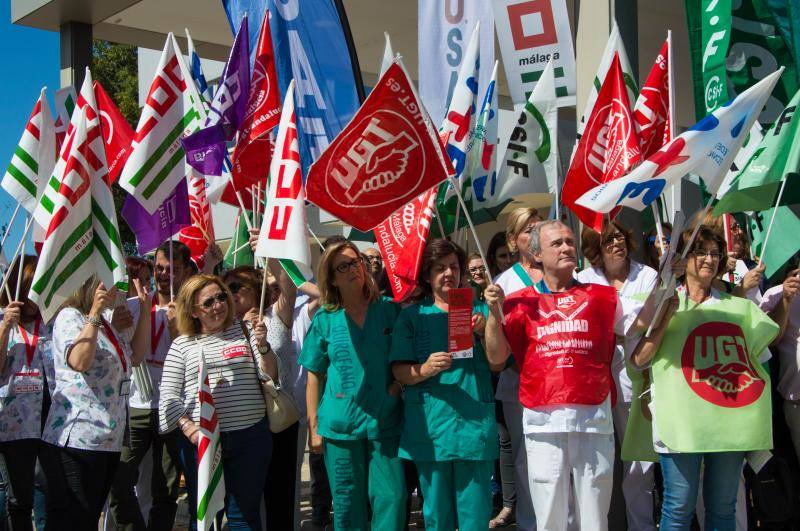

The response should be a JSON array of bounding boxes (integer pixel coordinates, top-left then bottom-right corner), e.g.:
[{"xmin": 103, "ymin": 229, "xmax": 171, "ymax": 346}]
[{"xmin": 0, "ymin": 2, "xmax": 59, "ymax": 254}]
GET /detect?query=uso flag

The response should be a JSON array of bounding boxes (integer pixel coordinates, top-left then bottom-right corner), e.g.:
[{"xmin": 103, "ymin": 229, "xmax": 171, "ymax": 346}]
[{"xmin": 305, "ymin": 59, "xmax": 453, "ymax": 232}]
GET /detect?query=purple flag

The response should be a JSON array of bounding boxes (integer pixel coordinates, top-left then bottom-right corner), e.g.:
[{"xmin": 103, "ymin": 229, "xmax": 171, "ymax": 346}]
[
  {"xmin": 182, "ymin": 16, "xmax": 250, "ymax": 175},
  {"xmin": 122, "ymin": 178, "xmax": 191, "ymax": 254}
]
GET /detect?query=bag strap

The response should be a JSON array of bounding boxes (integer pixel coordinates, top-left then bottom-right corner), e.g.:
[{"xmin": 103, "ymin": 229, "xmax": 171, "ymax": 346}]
[{"xmin": 239, "ymin": 319, "xmax": 272, "ymax": 383}]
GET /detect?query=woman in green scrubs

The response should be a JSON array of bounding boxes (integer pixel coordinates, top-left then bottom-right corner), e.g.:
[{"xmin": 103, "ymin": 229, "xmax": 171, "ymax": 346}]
[
  {"xmin": 299, "ymin": 240, "xmax": 406, "ymax": 531},
  {"xmin": 391, "ymin": 238, "xmax": 501, "ymax": 530}
]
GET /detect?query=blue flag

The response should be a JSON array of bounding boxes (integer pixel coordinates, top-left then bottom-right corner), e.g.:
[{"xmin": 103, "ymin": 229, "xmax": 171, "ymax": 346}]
[{"xmin": 222, "ymin": 0, "xmax": 364, "ymax": 174}]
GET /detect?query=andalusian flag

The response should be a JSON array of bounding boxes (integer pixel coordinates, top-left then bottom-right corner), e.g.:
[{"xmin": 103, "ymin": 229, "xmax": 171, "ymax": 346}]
[
  {"xmin": 30, "ymin": 109, "xmax": 127, "ymax": 322},
  {"xmin": 197, "ymin": 352, "xmax": 225, "ymax": 530},
  {"xmin": 254, "ymin": 81, "xmax": 313, "ymax": 287},
  {"xmin": 222, "ymin": 210, "xmax": 254, "ymax": 269},
  {"xmin": 120, "ymin": 33, "xmax": 206, "ymax": 214},
  {"xmin": 2, "ymin": 88, "xmax": 56, "ymax": 213},
  {"xmin": 578, "ymin": 21, "xmax": 637, "ymax": 136}
]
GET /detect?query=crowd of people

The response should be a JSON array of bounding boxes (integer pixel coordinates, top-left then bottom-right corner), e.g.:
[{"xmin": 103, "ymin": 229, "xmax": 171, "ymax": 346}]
[{"xmin": 0, "ymin": 206, "xmax": 798, "ymax": 531}]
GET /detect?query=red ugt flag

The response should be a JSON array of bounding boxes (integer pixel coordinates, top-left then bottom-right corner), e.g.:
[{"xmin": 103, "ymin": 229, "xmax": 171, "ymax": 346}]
[
  {"xmin": 634, "ymin": 39, "xmax": 671, "ymax": 159},
  {"xmin": 305, "ymin": 60, "xmax": 452, "ymax": 232},
  {"xmin": 563, "ymin": 53, "xmax": 641, "ymax": 232},
  {"xmin": 92, "ymin": 81, "xmax": 134, "ymax": 184},
  {"xmin": 373, "ymin": 187, "xmax": 437, "ymax": 302}
]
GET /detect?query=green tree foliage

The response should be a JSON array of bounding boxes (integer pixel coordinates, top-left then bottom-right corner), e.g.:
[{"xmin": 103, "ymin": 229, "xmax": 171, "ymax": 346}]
[{"xmin": 91, "ymin": 41, "xmax": 139, "ymax": 254}]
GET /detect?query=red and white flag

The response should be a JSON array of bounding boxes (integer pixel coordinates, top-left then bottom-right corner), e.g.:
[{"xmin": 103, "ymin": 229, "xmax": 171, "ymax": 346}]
[
  {"xmin": 254, "ymin": 81, "xmax": 313, "ymax": 286},
  {"xmin": 196, "ymin": 352, "xmax": 224, "ymax": 530},
  {"xmin": 231, "ymin": 9, "xmax": 281, "ymax": 192},
  {"xmin": 634, "ymin": 38, "xmax": 671, "ymax": 159},
  {"xmin": 562, "ymin": 53, "xmax": 640, "ymax": 231},
  {"xmin": 373, "ymin": 187, "xmax": 437, "ymax": 302},
  {"xmin": 306, "ymin": 59, "xmax": 452, "ymax": 232},
  {"xmin": 179, "ymin": 173, "xmax": 215, "ymax": 270},
  {"xmin": 93, "ymin": 81, "xmax": 134, "ymax": 183}
]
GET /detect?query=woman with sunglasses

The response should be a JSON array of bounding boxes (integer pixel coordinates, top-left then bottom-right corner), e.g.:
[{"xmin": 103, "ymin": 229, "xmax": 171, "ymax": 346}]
[
  {"xmin": 299, "ymin": 240, "xmax": 406, "ymax": 531},
  {"xmin": 391, "ymin": 238, "xmax": 500, "ymax": 531},
  {"xmin": 631, "ymin": 226, "xmax": 779, "ymax": 530},
  {"xmin": 222, "ymin": 264, "xmax": 301, "ymax": 531},
  {"xmin": 158, "ymin": 274, "xmax": 278, "ymax": 530},
  {"xmin": 577, "ymin": 220, "xmax": 661, "ymax": 531}
]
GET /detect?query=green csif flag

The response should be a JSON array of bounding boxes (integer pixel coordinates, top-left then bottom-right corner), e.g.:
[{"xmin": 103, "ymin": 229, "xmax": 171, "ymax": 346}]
[
  {"xmin": 222, "ymin": 211, "xmax": 254, "ymax": 269},
  {"xmin": 749, "ymin": 205, "xmax": 800, "ymax": 279},
  {"xmin": 714, "ymin": 87, "xmax": 800, "ymax": 215},
  {"xmin": 727, "ymin": 0, "xmax": 799, "ymax": 127},
  {"xmin": 686, "ymin": 0, "xmax": 732, "ymax": 119}
]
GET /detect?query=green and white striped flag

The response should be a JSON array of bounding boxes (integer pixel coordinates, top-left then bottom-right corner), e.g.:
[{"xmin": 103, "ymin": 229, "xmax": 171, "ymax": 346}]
[
  {"xmin": 120, "ymin": 33, "xmax": 206, "ymax": 214},
  {"xmin": 30, "ymin": 109, "xmax": 127, "ymax": 322},
  {"xmin": 577, "ymin": 21, "xmax": 637, "ymax": 136},
  {"xmin": 2, "ymin": 88, "xmax": 56, "ymax": 213},
  {"xmin": 33, "ymin": 72, "xmax": 101, "ymax": 231}
]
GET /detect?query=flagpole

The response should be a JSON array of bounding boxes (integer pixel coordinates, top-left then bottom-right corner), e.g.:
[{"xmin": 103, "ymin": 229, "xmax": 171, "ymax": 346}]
[
  {"xmin": 307, "ymin": 226, "xmax": 325, "ymax": 252},
  {"xmin": 258, "ymin": 261, "xmax": 269, "ymax": 320},
  {"xmin": 433, "ymin": 205, "xmax": 446, "ymax": 238},
  {"xmin": 447, "ymin": 175, "xmax": 504, "ymax": 323},
  {"xmin": 0, "ymin": 214, "xmax": 35, "ymax": 300},
  {"xmin": 169, "ymin": 239, "xmax": 174, "ymax": 302},
  {"xmin": 232, "ymin": 211, "xmax": 240, "ymax": 268},
  {"xmin": 667, "ymin": 30, "xmax": 678, "ymax": 221},
  {"xmin": 756, "ymin": 177, "xmax": 789, "ymax": 268},
  {"xmin": 14, "ymin": 215, "xmax": 29, "ymax": 301},
  {"xmin": 0, "ymin": 203, "xmax": 22, "ymax": 250}
]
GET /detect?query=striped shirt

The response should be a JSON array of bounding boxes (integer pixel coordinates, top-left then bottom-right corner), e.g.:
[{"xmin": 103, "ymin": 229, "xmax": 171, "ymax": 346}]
[{"xmin": 158, "ymin": 320, "xmax": 266, "ymax": 433}]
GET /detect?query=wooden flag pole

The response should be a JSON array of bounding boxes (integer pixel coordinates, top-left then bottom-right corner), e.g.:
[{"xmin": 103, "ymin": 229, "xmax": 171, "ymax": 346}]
[
  {"xmin": 0, "ymin": 214, "xmax": 35, "ymax": 301},
  {"xmin": 757, "ymin": 177, "xmax": 789, "ymax": 268},
  {"xmin": 0, "ymin": 203, "xmax": 22, "ymax": 250},
  {"xmin": 14, "ymin": 214, "xmax": 29, "ymax": 301},
  {"xmin": 258, "ymin": 261, "xmax": 269, "ymax": 321},
  {"xmin": 307, "ymin": 226, "xmax": 325, "ymax": 252}
]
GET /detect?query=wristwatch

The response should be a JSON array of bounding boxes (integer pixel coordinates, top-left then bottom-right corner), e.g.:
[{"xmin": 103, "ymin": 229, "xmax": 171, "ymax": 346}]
[{"xmin": 86, "ymin": 315, "xmax": 103, "ymax": 328}]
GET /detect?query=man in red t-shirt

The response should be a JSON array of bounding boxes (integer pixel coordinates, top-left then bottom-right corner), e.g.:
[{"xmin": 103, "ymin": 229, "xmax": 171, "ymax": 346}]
[{"xmin": 485, "ymin": 220, "xmax": 623, "ymax": 531}]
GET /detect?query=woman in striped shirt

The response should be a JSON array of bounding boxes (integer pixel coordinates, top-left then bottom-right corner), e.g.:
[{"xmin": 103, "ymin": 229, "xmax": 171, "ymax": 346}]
[{"xmin": 158, "ymin": 274, "xmax": 278, "ymax": 531}]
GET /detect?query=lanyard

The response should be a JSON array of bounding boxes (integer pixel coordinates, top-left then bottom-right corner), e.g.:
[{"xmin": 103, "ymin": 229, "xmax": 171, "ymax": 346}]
[
  {"xmin": 512, "ymin": 263, "xmax": 535, "ymax": 288},
  {"xmin": 100, "ymin": 318, "xmax": 127, "ymax": 373},
  {"xmin": 150, "ymin": 296, "xmax": 166, "ymax": 360},
  {"xmin": 18, "ymin": 318, "xmax": 41, "ymax": 368}
]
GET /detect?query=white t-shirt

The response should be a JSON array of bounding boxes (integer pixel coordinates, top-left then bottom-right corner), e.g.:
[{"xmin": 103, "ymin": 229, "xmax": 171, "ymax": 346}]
[
  {"xmin": 493, "ymin": 264, "xmax": 536, "ymax": 402},
  {"xmin": 127, "ymin": 296, "xmax": 172, "ymax": 410},
  {"xmin": 290, "ymin": 296, "xmax": 313, "ymax": 419},
  {"xmin": 577, "ymin": 261, "xmax": 659, "ymax": 402},
  {"xmin": 760, "ymin": 284, "xmax": 800, "ymax": 401}
]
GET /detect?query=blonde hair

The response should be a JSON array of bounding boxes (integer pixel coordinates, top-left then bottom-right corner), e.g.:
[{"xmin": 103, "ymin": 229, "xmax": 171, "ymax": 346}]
[
  {"xmin": 175, "ymin": 274, "xmax": 234, "ymax": 336},
  {"xmin": 60, "ymin": 275, "xmax": 102, "ymax": 315},
  {"xmin": 317, "ymin": 241, "xmax": 379, "ymax": 311},
  {"xmin": 506, "ymin": 207, "xmax": 541, "ymax": 252}
]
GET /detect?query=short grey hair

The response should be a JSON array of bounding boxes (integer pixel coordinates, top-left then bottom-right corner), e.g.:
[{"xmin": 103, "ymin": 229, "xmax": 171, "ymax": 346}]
[{"xmin": 530, "ymin": 220, "xmax": 570, "ymax": 255}]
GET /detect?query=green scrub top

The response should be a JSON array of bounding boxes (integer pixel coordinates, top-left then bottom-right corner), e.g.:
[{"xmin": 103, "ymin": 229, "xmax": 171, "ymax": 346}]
[
  {"xmin": 389, "ymin": 298, "xmax": 498, "ymax": 462},
  {"xmin": 299, "ymin": 297, "xmax": 402, "ymax": 441}
]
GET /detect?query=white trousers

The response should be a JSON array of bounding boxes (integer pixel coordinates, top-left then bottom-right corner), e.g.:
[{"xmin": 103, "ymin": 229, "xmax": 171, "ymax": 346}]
[
  {"xmin": 525, "ymin": 431, "xmax": 615, "ymax": 531},
  {"xmin": 503, "ymin": 400, "xmax": 537, "ymax": 531},
  {"xmin": 612, "ymin": 402, "xmax": 656, "ymax": 531}
]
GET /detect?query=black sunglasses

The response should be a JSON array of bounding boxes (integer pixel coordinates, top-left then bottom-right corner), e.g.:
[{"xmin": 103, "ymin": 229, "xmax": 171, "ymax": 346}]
[
  {"xmin": 196, "ymin": 292, "xmax": 227, "ymax": 309},
  {"xmin": 227, "ymin": 281, "xmax": 243, "ymax": 294}
]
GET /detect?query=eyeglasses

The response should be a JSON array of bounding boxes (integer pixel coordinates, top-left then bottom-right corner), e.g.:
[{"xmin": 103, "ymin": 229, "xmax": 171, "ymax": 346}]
[
  {"xmin": 603, "ymin": 233, "xmax": 626, "ymax": 245},
  {"xmin": 227, "ymin": 281, "xmax": 243, "ymax": 294},
  {"xmin": 469, "ymin": 266, "xmax": 487, "ymax": 274},
  {"xmin": 692, "ymin": 250, "xmax": 723, "ymax": 261},
  {"xmin": 334, "ymin": 257, "xmax": 363, "ymax": 274},
  {"xmin": 365, "ymin": 255, "xmax": 382, "ymax": 263},
  {"xmin": 647, "ymin": 235, "xmax": 671, "ymax": 244},
  {"xmin": 195, "ymin": 292, "xmax": 228, "ymax": 309}
]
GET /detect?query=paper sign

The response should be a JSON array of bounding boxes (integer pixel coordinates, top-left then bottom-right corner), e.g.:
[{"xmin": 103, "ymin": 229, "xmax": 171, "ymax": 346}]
[{"xmin": 448, "ymin": 288, "xmax": 474, "ymax": 359}]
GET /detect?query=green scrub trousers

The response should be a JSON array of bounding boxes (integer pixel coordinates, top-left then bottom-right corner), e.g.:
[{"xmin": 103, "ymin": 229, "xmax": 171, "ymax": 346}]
[{"xmin": 415, "ymin": 459, "xmax": 494, "ymax": 531}]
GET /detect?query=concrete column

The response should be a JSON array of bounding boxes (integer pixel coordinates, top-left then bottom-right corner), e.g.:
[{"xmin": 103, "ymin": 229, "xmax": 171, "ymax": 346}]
[
  {"xmin": 614, "ymin": 0, "xmax": 639, "ymax": 81},
  {"xmin": 60, "ymin": 21, "xmax": 92, "ymax": 89}
]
